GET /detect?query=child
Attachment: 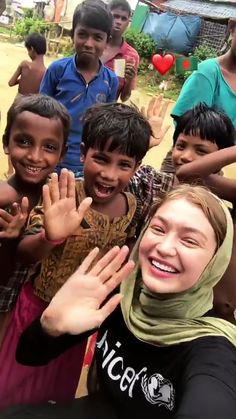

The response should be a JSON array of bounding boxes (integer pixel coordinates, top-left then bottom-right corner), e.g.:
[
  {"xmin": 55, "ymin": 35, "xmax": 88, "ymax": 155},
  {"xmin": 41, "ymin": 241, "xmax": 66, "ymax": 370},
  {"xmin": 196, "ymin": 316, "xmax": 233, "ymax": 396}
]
[
  {"xmin": 0, "ymin": 94, "xmax": 71, "ymax": 344},
  {"xmin": 0, "ymin": 102, "xmax": 154, "ymax": 409},
  {"xmin": 40, "ymin": 0, "xmax": 118, "ymax": 177},
  {"xmin": 103, "ymin": 0, "xmax": 139, "ymax": 102},
  {"xmin": 8, "ymin": 32, "xmax": 46, "ymax": 95},
  {"xmin": 176, "ymin": 144, "xmax": 236, "ymax": 324},
  {"xmin": 9, "ymin": 185, "xmax": 236, "ymax": 419}
]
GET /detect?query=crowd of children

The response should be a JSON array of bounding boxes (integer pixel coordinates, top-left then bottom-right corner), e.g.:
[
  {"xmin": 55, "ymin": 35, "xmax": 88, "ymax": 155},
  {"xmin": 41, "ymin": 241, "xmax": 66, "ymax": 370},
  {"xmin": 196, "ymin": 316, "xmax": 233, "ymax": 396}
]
[{"xmin": 0, "ymin": 0, "xmax": 236, "ymax": 417}]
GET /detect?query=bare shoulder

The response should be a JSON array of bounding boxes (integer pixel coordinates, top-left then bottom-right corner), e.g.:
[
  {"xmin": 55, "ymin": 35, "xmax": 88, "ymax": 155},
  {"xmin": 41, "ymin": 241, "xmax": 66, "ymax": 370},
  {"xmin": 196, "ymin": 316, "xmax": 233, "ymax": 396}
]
[
  {"xmin": 0, "ymin": 181, "xmax": 19, "ymax": 207},
  {"xmin": 20, "ymin": 60, "xmax": 31, "ymax": 69}
]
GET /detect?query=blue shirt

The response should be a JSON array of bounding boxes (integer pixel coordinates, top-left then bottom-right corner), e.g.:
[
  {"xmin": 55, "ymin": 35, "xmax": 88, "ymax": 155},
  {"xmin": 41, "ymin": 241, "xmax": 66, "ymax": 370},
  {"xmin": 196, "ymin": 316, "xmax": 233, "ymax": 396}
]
[{"xmin": 40, "ymin": 55, "xmax": 118, "ymax": 172}]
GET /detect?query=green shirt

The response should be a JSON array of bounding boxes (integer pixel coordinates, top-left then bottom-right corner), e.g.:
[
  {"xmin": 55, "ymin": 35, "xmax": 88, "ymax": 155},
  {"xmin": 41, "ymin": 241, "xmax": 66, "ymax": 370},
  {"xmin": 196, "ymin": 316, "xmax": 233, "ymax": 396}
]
[{"xmin": 172, "ymin": 58, "xmax": 236, "ymax": 127}]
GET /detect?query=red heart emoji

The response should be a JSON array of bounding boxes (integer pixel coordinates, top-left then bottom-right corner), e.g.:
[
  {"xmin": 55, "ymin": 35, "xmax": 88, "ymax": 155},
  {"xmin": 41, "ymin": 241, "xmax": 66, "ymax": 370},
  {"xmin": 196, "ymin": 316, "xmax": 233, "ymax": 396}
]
[{"xmin": 152, "ymin": 54, "xmax": 175, "ymax": 75}]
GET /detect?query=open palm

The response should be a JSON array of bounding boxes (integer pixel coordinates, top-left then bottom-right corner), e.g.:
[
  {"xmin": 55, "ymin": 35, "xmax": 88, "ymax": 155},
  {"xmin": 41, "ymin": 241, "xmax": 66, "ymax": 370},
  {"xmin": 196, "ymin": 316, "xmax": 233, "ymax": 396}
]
[
  {"xmin": 43, "ymin": 169, "xmax": 92, "ymax": 241},
  {"xmin": 41, "ymin": 246, "xmax": 134, "ymax": 336}
]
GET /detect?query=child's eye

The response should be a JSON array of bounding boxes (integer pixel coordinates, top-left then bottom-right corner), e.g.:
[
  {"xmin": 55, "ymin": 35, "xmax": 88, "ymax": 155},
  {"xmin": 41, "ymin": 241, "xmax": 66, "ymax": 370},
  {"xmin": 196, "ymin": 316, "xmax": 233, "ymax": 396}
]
[
  {"xmin": 120, "ymin": 162, "xmax": 132, "ymax": 169},
  {"xmin": 94, "ymin": 155, "xmax": 107, "ymax": 163},
  {"xmin": 197, "ymin": 149, "xmax": 208, "ymax": 156},
  {"xmin": 17, "ymin": 138, "xmax": 31, "ymax": 147},
  {"xmin": 44, "ymin": 144, "xmax": 58, "ymax": 153},
  {"xmin": 176, "ymin": 143, "xmax": 185, "ymax": 150}
]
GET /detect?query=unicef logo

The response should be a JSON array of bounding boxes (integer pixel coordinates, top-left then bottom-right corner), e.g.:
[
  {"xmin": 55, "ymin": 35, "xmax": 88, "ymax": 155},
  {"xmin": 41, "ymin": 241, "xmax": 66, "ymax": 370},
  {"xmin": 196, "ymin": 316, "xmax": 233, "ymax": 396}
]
[{"xmin": 141, "ymin": 373, "xmax": 175, "ymax": 410}]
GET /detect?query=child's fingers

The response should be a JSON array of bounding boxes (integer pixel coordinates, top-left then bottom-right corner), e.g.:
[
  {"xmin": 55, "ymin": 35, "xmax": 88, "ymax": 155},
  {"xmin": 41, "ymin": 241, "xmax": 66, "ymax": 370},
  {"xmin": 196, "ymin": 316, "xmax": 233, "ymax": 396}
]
[
  {"xmin": 42, "ymin": 184, "xmax": 52, "ymax": 212},
  {"xmin": 20, "ymin": 197, "xmax": 29, "ymax": 217},
  {"xmin": 0, "ymin": 217, "xmax": 10, "ymax": 230},
  {"xmin": 140, "ymin": 105, "xmax": 146, "ymax": 118},
  {"xmin": 159, "ymin": 100, "xmax": 169, "ymax": 119},
  {"xmin": 59, "ymin": 168, "xmax": 69, "ymax": 199},
  {"xmin": 0, "ymin": 209, "xmax": 13, "ymax": 223},
  {"xmin": 76, "ymin": 197, "xmax": 92, "ymax": 224},
  {"xmin": 146, "ymin": 97, "xmax": 156, "ymax": 119},
  {"xmin": 49, "ymin": 173, "xmax": 60, "ymax": 203},
  {"xmin": 67, "ymin": 171, "xmax": 76, "ymax": 200}
]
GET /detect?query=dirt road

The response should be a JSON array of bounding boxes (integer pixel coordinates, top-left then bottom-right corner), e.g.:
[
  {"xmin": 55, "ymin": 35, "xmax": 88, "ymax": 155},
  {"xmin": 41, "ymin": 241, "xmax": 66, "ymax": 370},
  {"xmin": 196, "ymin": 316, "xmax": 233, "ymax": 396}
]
[{"xmin": 0, "ymin": 41, "xmax": 235, "ymax": 179}]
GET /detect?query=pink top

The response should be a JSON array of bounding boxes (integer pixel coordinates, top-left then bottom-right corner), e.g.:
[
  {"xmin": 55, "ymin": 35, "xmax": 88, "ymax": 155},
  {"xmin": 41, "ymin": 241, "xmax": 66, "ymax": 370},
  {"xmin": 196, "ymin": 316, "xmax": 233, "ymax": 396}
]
[{"xmin": 105, "ymin": 40, "xmax": 139, "ymax": 98}]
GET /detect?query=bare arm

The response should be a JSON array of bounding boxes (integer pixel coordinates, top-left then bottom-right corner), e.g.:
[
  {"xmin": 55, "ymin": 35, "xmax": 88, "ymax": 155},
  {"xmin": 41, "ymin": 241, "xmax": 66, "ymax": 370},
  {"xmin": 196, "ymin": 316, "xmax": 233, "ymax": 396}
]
[
  {"xmin": 8, "ymin": 63, "xmax": 23, "ymax": 87},
  {"xmin": 176, "ymin": 146, "xmax": 236, "ymax": 202}
]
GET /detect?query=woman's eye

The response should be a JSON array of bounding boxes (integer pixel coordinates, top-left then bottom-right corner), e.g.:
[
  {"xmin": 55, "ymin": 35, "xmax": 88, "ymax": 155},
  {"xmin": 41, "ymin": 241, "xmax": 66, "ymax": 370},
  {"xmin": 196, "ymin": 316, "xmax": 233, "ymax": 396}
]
[
  {"xmin": 151, "ymin": 225, "xmax": 165, "ymax": 234},
  {"xmin": 183, "ymin": 237, "xmax": 198, "ymax": 246}
]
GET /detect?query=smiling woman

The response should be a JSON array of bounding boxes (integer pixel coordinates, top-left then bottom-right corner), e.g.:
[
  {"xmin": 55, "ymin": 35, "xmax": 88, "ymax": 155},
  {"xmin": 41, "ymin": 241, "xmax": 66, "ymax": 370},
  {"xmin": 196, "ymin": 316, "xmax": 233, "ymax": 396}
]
[{"xmin": 5, "ymin": 184, "xmax": 236, "ymax": 419}]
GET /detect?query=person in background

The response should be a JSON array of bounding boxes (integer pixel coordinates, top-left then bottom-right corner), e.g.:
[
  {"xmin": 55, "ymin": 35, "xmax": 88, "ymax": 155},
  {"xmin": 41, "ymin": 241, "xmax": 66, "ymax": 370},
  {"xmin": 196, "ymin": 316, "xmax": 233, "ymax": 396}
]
[
  {"xmin": 6, "ymin": 32, "xmax": 47, "ymax": 178},
  {"xmin": 161, "ymin": 18, "xmax": 236, "ymax": 173},
  {"xmin": 103, "ymin": 0, "xmax": 139, "ymax": 102},
  {"xmin": 40, "ymin": 0, "xmax": 118, "ymax": 177}
]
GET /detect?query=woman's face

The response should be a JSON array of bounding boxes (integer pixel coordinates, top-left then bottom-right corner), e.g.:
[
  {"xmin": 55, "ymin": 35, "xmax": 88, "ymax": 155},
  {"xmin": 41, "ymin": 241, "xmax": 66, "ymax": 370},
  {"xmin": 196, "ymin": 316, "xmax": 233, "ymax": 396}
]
[
  {"xmin": 139, "ymin": 198, "xmax": 217, "ymax": 294},
  {"xmin": 230, "ymin": 24, "xmax": 236, "ymax": 57}
]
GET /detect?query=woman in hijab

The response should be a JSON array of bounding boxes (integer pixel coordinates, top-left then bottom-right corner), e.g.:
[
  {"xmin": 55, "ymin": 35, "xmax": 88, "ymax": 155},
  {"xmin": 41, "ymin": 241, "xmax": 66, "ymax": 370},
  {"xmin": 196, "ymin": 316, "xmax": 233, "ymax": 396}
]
[{"xmin": 3, "ymin": 184, "xmax": 236, "ymax": 419}]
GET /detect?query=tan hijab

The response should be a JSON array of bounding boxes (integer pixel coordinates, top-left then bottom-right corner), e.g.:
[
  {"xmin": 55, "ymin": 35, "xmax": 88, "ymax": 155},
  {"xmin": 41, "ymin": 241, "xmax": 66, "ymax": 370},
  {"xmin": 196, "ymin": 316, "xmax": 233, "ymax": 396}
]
[{"xmin": 121, "ymin": 196, "xmax": 236, "ymax": 347}]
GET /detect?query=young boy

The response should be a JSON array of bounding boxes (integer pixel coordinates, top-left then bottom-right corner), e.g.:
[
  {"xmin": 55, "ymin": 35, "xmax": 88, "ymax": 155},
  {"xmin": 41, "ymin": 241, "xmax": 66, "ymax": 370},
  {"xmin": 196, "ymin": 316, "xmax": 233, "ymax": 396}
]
[
  {"xmin": 0, "ymin": 94, "xmax": 71, "ymax": 344},
  {"xmin": 102, "ymin": 0, "xmax": 139, "ymax": 102},
  {"xmin": 40, "ymin": 0, "xmax": 118, "ymax": 177},
  {"xmin": 8, "ymin": 32, "xmax": 46, "ymax": 95}
]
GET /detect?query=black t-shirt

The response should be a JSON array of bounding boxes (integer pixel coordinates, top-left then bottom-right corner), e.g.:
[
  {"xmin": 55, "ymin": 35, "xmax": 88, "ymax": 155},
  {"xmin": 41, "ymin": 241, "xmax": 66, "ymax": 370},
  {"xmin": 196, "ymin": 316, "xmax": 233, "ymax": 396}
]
[{"xmin": 16, "ymin": 307, "xmax": 236, "ymax": 419}]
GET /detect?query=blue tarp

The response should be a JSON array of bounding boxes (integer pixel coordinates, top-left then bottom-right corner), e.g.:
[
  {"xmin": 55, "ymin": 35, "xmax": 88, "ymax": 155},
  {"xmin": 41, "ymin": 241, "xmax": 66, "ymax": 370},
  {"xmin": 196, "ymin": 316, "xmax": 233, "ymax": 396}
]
[{"xmin": 142, "ymin": 12, "xmax": 201, "ymax": 55}]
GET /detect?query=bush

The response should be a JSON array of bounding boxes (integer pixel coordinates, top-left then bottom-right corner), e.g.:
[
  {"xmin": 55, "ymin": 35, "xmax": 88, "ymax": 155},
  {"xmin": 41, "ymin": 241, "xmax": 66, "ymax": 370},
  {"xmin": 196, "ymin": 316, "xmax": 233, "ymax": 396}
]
[
  {"xmin": 193, "ymin": 44, "xmax": 218, "ymax": 62},
  {"xmin": 14, "ymin": 17, "xmax": 50, "ymax": 38},
  {"xmin": 124, "ymin": 29, "xmax": 156, "ymax": 59},
  {"xmin": 63, "ymin": 43, "xmax": 75, "ymax": 57}
]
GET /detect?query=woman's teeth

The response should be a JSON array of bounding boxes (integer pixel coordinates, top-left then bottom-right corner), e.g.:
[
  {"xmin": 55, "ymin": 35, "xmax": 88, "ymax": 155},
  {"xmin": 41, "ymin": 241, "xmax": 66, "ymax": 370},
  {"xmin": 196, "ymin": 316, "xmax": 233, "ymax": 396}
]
[{"xmin": 151, "ymin": 260, "xmax": 177, "ymax": 273}]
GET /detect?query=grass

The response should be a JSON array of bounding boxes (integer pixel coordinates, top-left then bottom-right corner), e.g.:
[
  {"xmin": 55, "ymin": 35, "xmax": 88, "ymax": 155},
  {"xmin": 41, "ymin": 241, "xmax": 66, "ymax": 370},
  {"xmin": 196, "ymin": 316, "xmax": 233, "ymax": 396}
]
[{"xmin": 137, "ymin": 69, "xmax": 183, "ymax": 101}]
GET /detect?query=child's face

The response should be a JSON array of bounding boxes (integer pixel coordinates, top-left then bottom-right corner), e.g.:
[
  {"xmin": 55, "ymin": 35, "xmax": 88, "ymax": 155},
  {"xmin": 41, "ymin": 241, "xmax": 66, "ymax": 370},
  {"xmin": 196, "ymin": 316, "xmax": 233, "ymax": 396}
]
[
  {"xmin": 139, "ymin": 198, "xmax": 216, "ymax": 294},
  {"xmin": 111, "ymin": 7, "xmax": 130, "ymax": 37},
  {"xmin": 4, "ymin": 111, "xmax": 65, "ymax": 185},
  {"xmin": 81, "ymin": 143, "xmax": 138, "ymax": 204},
  {"xmin": 172, "ymin": 133, "xmax": 218, "ymax": 169},
  {"xmin": 73, "ymin": 24, "xmax": 108, "ymax": 64}
]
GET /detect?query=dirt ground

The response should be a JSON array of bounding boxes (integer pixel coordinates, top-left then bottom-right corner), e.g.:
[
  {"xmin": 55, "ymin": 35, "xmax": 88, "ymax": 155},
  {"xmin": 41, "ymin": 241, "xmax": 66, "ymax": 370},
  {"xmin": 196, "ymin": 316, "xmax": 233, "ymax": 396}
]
[{"xmin": 0, "ymin": 40, "xmax": 235, "ymax": 179}]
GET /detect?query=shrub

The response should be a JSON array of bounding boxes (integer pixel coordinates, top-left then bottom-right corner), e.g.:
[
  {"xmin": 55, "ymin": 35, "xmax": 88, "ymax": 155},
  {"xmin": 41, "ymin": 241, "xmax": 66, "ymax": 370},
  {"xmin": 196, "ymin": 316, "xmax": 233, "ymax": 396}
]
[
  {"xmin": 124, "ymin": 29, "xmax": 156, "ymax": 59},
  {"xmin": 14, "ymin": 17, "xmax": 50, "ymax": 38},
  {"xmin": 193, "ymin": 44, "xmax": 218, "ymax": 62}
]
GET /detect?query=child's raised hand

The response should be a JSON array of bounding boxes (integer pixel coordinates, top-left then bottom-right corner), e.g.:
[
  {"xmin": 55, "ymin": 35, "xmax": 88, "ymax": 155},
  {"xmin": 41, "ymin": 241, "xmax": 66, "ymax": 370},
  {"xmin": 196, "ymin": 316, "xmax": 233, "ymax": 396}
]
[
  {"xmin": 141, "ymin": 95, "xmax": 171, "ymax": 148},
  {"xmin": 41, "ymin": 245, "xmax": 134, "ymax": 336},
  {"xmin": 0, "ymin": 197, "xmax": 29, "ymax": 239},
  {"xmin": 43, "ymin": 169, "xmax": 92, "ymax": 241}
]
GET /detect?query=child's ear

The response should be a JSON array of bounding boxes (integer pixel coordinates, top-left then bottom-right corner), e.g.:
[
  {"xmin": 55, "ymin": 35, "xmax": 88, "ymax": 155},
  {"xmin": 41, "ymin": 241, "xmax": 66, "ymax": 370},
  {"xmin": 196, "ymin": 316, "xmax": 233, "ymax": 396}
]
[
  {"xmin": 3, "ymin": 144, "xmax": 9, "ymax": 155},
  {"xmin": 80, "ymin": 143, "xmax": 86, "ymax": 162}
]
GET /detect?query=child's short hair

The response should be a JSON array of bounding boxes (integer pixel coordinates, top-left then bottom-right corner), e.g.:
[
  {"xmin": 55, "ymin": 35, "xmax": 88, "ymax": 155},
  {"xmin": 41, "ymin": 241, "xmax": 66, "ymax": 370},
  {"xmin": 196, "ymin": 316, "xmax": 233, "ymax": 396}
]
[
  {"xmin": 3, "ymin": 94, "xmax": 71, "ymax": 147},
  {"xmin": 109, "ymin": 0, "xmax": 132, "ymax": 17},
  {"xmin": 173, "ymin": 103, "xmax": 235, "ymax": 149},
  {"xmin": 25, "ymin": 32, "xmax": 47, "ymax": 55},
  {"xmin": 82, "ymin": 102, "xmax": 152, "ymax": 163},
  {"xmin": 72, "ymin": 0, "xmax": 113, "ymax": 38}
]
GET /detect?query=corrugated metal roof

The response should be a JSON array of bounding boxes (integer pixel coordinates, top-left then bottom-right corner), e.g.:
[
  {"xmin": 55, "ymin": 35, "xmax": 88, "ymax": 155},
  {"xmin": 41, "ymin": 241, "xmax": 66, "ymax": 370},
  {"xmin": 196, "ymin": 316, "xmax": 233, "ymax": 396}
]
[{"xmin": 162, "ymin": 0, "xmax": 236, "ymax": 19}]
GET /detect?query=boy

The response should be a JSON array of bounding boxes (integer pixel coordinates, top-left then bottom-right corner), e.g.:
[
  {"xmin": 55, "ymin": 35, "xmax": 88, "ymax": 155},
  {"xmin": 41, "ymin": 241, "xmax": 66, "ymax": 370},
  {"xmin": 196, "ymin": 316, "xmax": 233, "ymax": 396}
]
[
  {"xmin": 0, "ymin": 94, "xmax": 71, "ymax": 344},
  {"xmin": 40, "ymin": 0, "xmax": 118, "ymax": 177},
  {"xmin": 8, "ymin": 32, "xmax": 46, "ymax": 95},
  {"xmin": 103, "ymin": 0, "xmax": 139, "ymax": 102}
]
